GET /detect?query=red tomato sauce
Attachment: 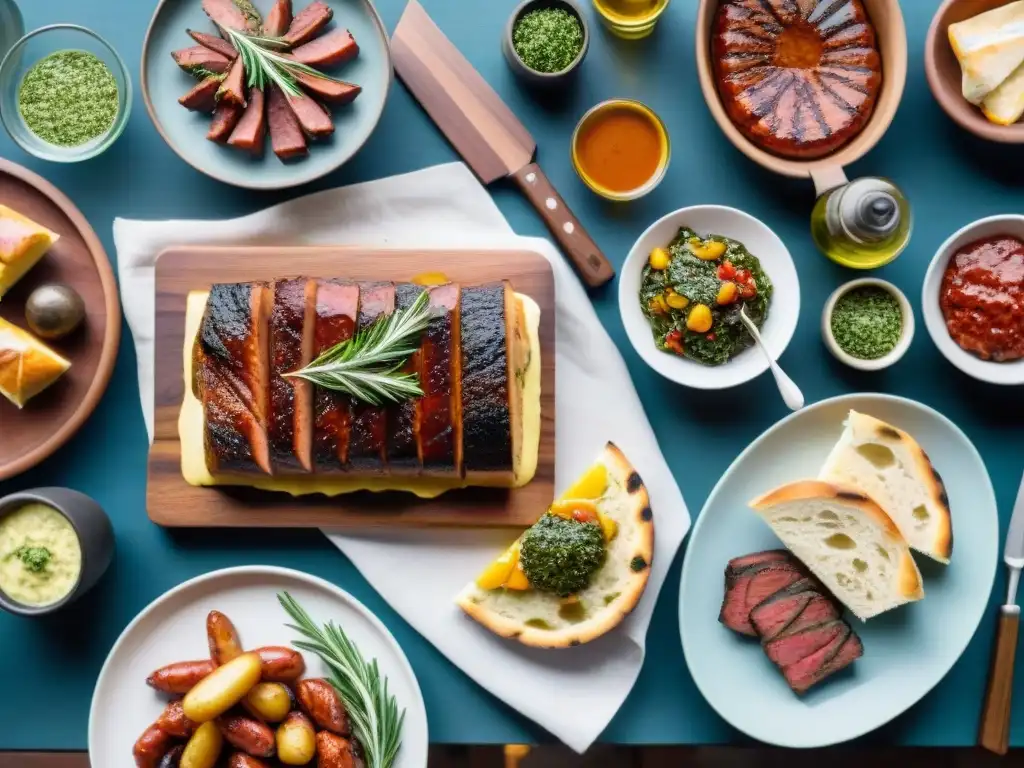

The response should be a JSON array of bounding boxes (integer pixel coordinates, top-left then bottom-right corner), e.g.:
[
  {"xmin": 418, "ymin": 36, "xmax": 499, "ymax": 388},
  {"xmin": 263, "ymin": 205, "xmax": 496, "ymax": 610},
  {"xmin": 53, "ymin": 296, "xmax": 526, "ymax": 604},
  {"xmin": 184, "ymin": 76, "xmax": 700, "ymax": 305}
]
[{"xmin": 940, "ymin": 235, "xmax": 1024, "ymax": 362}]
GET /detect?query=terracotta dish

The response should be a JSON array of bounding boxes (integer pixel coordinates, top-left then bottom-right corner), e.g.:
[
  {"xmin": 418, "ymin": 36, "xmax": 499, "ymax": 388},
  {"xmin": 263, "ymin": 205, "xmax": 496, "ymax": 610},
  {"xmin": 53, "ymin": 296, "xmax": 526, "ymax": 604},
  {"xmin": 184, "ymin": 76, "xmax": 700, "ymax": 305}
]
[
  {"xmin": 695, "ymin": 0, "xmax": 907, "ymax": 194},
  {"xmin": 925, "ymin": 0, "xmax": 1024, "ymax": 143},
  {"xmin": 0, "ymin": 158, "xmax": 121, "ymax": 480}
]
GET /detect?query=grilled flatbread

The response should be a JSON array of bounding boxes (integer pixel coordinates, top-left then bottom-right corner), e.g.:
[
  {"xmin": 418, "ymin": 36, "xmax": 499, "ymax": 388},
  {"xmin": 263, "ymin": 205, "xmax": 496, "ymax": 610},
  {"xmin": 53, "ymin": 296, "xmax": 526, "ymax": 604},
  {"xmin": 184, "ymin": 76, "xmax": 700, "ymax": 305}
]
[{"xmin": 457, "ymin": 442, "xmax": 654, "ymax": 648}]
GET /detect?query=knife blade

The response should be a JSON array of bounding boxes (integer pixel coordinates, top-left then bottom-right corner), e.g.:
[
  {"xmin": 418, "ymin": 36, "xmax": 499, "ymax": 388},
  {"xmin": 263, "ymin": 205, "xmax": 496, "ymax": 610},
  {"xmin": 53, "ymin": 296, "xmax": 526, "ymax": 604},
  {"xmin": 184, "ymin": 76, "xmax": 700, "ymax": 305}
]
[
  {"xmin": 1005, "ymin": 467, "xmax": 1024, "ymax": 572},
  {"xmin": 391, "ymin": 0, "xmax": 615, "ymax": 288}
]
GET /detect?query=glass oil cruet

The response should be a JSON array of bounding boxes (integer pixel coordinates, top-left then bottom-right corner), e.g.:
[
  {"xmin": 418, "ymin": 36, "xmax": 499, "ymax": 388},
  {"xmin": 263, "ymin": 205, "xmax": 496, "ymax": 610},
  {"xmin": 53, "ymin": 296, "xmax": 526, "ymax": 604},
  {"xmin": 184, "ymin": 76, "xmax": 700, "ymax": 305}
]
[{"xmin": 809, "ymin": 168, "xmax": 912, "ymax": 270}]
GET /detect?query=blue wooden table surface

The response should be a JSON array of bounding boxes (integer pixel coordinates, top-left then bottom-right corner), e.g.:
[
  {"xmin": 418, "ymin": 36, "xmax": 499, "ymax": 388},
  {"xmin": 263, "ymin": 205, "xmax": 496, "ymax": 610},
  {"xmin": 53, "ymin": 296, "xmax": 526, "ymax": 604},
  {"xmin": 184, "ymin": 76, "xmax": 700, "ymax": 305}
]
[{"xmin": 1, "ymin": 0, "xmax": 1021, "ymax": 752}]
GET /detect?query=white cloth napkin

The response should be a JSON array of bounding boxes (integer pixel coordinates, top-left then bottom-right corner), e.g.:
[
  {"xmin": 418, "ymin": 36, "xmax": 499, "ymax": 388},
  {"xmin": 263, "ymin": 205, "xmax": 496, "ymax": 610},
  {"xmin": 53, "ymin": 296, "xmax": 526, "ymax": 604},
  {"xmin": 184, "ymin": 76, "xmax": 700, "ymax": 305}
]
[{"xmin": 113, "ymin": 162, "xmax": 691, "ymax": 753}]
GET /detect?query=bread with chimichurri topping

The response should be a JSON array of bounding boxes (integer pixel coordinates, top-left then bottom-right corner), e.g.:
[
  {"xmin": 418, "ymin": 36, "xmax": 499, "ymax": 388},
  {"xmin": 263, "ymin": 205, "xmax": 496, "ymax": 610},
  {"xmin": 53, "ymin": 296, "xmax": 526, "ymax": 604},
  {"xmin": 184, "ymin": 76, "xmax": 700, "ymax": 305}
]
[{"xmin": 457, "ymin": 442, "xmax": 654, "ymax": 648}]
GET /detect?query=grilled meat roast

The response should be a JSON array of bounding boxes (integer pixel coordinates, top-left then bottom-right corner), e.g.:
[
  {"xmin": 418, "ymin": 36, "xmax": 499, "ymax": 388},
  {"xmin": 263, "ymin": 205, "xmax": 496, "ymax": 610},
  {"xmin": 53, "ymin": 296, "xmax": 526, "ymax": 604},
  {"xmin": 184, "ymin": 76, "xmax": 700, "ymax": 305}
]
[
  {"xmin": 719, "ymin": 549, "xmax": 863, "ymax": 694},
  {"xmin": 190, "ymin": 278, "xmax": 533, "ymax": 489},
  {"xmin": 712, "ymin": 0, "xmax": 882, "ymax": 159}
]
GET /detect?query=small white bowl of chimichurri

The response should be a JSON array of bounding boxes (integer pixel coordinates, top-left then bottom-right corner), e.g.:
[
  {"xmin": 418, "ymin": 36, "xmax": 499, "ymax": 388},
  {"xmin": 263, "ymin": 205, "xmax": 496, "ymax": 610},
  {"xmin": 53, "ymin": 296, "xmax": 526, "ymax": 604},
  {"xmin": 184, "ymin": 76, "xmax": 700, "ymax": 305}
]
[
  {"xmin": 619, "ymin": 205, "xmax": 800, "ymax": 390},
  {"xmin": 822, "ymin": 278, "xmax": 914, "ymax": 372}
]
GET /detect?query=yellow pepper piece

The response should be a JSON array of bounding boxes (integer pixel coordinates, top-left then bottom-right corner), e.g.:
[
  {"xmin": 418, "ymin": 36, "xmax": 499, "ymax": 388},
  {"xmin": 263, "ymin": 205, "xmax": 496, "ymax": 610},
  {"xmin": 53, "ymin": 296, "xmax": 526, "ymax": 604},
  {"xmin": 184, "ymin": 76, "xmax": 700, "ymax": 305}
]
[
  {"xmin": 599, "ymin": 513, "xmax": 618, "ymax": 542},
  {"xmin": 687, "ymin": 238, "xmax": 727, "ymax": 261},
  {"xmin": 411, "ymin": 271, "xmax": 450, "ymax": 286},
  {"xmin": 648, "ymin": 294, "xmax": 669, "ymax": 315},
  {"xmin": 716, "ymin": 281, "xmax": 738, "ymax": 306},
  {"xmin": 549, "ymin": 499, "xmax": 599, "ymax": 521},
  {"xmin": 561, "ymin": 462, "xmax": 608, "ymax": 500},
  {"xmin": 687, "ymin": 304, "xmax": 713, "ymax": 333},
  {"xmin": 504, "ymin": 558, "xmax": 530, "ymax": 590},
  {"xmin": 648, "ymin": 247, "xmax": 671, "ymax": 270},
  {"xmin": 475, "ymin": 540, "xmax": 520, "ymax": 589},
  {"xmin": 666, "ymin": 292, "xmax": 689, "ymax": 310}
]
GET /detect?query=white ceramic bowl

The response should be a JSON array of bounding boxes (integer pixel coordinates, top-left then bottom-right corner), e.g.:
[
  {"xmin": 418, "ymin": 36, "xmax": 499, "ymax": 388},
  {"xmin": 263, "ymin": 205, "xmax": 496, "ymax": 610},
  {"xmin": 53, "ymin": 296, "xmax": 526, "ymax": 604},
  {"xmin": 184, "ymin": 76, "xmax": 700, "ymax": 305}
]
[
  {"xmin": 619, "ymin": 205, "xmax": 800, "ymax": 390},
  {"xmin": 822, "ymin": 278, "xmax": 914, "ymax": 371},
  {"xmin": 922, "ymin": 214, "xmax": 1024, "ymax": 385}
]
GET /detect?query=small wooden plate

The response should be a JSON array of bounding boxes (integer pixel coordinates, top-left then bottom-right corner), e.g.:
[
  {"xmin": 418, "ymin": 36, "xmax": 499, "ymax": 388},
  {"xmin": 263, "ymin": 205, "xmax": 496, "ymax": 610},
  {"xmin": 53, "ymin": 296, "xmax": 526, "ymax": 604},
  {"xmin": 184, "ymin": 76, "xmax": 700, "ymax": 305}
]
[
  {"xmin": 148, "ymin": 246, "xmax": 555, "ymax": 528},
  {"xmin": 0, "ymin": 158, "xmax": 121, "ymax": 480}
]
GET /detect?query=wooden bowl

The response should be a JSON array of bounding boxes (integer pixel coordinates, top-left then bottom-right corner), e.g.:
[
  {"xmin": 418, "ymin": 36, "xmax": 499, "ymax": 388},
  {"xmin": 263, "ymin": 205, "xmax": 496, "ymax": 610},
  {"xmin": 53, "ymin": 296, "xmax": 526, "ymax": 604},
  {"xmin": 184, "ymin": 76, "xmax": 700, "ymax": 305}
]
[
  {"xmin": 925, "ymin": 0, "xmax": 1024, "ymax": 143},
  {"xmin": 695, "ymin": 0, "xmax": 907, "ymax": 195}
]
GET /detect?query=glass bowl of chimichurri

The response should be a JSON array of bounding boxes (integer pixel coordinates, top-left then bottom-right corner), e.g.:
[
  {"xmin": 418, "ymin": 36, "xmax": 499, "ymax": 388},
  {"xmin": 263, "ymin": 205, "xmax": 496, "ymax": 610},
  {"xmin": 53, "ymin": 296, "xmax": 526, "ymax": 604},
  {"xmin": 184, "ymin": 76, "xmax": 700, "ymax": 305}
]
[
  {"xmin": 0, "ymin": 25, "xmax": 131, "ymax": 162},
  {"xmin": 619, "ymin": 206, "xmax": 800, "ymax": 390}
]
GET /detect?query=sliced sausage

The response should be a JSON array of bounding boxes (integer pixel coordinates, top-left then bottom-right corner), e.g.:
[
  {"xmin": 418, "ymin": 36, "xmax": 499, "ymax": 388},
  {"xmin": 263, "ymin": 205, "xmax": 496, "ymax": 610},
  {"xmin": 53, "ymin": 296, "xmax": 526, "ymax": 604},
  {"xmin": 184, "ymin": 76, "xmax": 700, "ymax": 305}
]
[{"xmin": 147, "ymin": 659, "xmax": 216, "ymax": 694}]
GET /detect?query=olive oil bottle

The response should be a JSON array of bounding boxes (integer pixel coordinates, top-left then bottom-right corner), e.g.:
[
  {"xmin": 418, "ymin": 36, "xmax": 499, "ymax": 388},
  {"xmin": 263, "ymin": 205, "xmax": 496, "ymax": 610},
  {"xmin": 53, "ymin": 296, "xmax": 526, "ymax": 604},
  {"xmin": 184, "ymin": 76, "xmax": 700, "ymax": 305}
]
[
  {"xmin": 810, "ymin": 177, "xmax": 911, "ymax": 269},
  {"xmin": 592, "ymin": 0, "xmax": 669, "ymax": 38}
]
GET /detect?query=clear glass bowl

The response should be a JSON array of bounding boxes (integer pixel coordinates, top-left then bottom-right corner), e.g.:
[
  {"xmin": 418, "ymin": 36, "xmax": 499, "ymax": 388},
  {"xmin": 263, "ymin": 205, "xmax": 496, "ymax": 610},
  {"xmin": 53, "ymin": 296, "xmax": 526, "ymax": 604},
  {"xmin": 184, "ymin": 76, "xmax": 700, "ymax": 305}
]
[{"xmin": 0, "ymin": 24, "xmax": 132, "ymax": 162}]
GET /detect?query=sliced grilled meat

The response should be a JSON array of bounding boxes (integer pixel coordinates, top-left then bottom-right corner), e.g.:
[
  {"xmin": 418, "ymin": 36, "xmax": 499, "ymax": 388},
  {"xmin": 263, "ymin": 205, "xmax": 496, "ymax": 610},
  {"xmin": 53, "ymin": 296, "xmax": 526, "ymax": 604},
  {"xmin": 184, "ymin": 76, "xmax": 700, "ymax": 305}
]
[
  {"xmin": 263, "ymin": 0, "xmax": 293, "ymax": 37},
  {"xmin": 348, "ymin": 283, "xmax": 395, "ymax": 472},
  {"xmin": 208, "ymin": 101, "xmax": 244, "ymax": 142},
  {"xmin": 781, "ymin": 623, "xmax": 856, "ymax": 694},
  {"xmin": 460, "ymin": 283, "xmax": 516, "ymax": 482},
  {"xmin": 291, "ymin": 29, "xmax": 359, "ymax": 68},
  {"xmin": 172, "ymin": 46, "xmax": 231, "ymax": 76},
  {"xmin": 228, "ymin": 87, "xmax": 266, "ymax": 154},
  {"xmin": 386, "ymin": 284, "xmax": 425, "ymax": 473},
  {"xmin": 268, "ymin": 279, "xmax": 315, "ymax": 473},
  {"xmin": 725, "ymin": 550, "xmax": 792, "ymax": 582},
  {"xmin": 284, "ymin": 1, "xmax": 334, "ymax": 47},
  {"xmin": 764, "ymin": 619, "xmax": 846, "ymax": 669},
  {"xmin": 179, "ymin": 76, "xmax": 222, "ymax": 112},
  {"xmin": 747, "ymin": 579, "xmax": 817, "ymax": 641},
  {"xmin": 268, "ymin": 85, "xmax": 308, "ymax": 160},
  {"xmin": 742, "ymin": 564, "xmax": 807, "ymax": 626},
  {"xmin": 217, "ymin": 57, "xmax": 247, "ymax": 107},
  {"xmin": 202, "ymin": 0, "xmax": 252, "ymax": 32},
  {"xmin": 419, "ymin": 283, "xmax": 460, "ymax": 475},
  {"xmin": 286, "ymin": 92, "xmax": 334, "ymax": 138},
  {"xmin": 189, "ymin": 29, "xmax": 239, "ymax": 60},
  {"xmin": 771, "ymin": 592, "xmax": 842, "ymax": 640},
  {"xmin": 312, "ymin": 280, "xmax": 359, "ymax": 472},
  {"xmin": 194, "ymin": 282, "xmax": 271, "ymax": 475},
  {"xmin": 720, "ymin": 561, "xmax": 806, "ymax": 636},
  {"xmin": 295, "ymin": 72, "xmax": 361, "ymax": 104}
]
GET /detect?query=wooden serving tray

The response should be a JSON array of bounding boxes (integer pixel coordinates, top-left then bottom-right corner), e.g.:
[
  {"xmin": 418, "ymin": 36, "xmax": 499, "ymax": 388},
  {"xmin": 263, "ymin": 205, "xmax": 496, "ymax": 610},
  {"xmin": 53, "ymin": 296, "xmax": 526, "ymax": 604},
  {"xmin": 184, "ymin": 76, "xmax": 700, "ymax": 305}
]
[{"xmin": 148, "ymin": 246, "xmax": 555, "ymax": 528}]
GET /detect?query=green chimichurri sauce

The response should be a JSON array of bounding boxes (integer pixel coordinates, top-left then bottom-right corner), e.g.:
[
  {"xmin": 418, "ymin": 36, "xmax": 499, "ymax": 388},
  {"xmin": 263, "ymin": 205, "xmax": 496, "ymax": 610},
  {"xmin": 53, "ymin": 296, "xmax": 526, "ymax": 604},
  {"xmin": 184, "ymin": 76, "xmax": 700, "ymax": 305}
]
[
  {"xmin": 18, "ymin": 50, "xmax": 119, "ymax": 147},
  {"xmin": 639, "ymin": 226, "xmax": 772, "ymax": 366}
]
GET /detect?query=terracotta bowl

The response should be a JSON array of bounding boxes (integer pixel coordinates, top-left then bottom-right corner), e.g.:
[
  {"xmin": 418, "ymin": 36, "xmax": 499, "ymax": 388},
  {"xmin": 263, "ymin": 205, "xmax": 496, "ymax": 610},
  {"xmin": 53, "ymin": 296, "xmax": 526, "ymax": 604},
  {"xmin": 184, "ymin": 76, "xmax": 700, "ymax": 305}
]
[
  {"xmin": 925, "ymin": 0, "xmax": 1024, "ymax": 143},
  {"xmin": 695, "ymin": 0, "xmax": 907, "ymax": 195}
]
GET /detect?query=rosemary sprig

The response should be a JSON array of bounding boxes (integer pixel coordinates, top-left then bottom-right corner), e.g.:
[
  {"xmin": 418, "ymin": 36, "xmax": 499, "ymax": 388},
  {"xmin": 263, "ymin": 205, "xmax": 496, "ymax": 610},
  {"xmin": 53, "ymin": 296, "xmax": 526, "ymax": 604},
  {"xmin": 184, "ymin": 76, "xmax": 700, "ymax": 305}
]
[
  {"xmin": 221, "ymin": 26, "xmax": 346, "ymax": 98},
  {"xmin": 279, "ymin": 592, "xmax": 405, "ymax": 768},
  {"xmin": 285, "ymin": 290, "xmax": 432, "ymax": 406}
]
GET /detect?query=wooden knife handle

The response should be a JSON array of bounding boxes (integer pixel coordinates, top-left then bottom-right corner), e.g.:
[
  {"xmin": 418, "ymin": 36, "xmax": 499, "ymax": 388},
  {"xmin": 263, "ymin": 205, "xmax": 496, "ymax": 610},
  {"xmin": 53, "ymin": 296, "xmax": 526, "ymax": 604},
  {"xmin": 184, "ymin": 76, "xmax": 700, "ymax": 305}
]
[
  {"xmin": 980, "ymin": 606, "xmax": 1020, "ymax": 755},
  {"xmin": 512, "ymin": 162, "xmax": 615, "ymax": 288}
]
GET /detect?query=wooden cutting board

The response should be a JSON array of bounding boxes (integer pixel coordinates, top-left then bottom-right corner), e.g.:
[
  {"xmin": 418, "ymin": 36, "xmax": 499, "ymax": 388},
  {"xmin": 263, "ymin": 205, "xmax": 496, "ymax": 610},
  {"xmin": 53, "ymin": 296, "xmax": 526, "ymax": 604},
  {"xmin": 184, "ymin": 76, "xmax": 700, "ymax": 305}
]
[{"xmin": 148, "ymin": 246, "xmax": 555, "ymax": 528}]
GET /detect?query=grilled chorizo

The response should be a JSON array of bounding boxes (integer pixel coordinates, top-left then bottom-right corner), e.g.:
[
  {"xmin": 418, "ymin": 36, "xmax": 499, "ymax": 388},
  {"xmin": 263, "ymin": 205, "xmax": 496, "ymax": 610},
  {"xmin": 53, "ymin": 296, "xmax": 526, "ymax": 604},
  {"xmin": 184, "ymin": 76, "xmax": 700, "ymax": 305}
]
[
  {"xmin": 315, "ymin": 731, "xmax": 361, "ymax": 768},
  {"xmin": 217, "ymin": 714, "xmax": 276, "ymax": 757},
  {"xmin": 296, "ymin": 678, "xmax": 347, "ymax": 734},
  {"xmin": 253, "ymin": 646, "xmax": 305, "ymax": 682},
  {"xmin": 156, "ymin": 700, "xmax": 197, "ymax": 739},
  {"xmin": 147, "ymin": 660, "xmax": 216, "ymax": 694},
  {"xmin": 227, "ymin": 754, "xmax": 272, "ymax": 768},
  {"xmin": 158, "ymin": 745, "xmax": 185, "ymax": 768},
  {"xmin": 207, "ymin": 610, "xmax": 244, "ymax": 665},
  {"xmin": 133, "ymin": 723, "xmax": 174, "ymax": 768}
]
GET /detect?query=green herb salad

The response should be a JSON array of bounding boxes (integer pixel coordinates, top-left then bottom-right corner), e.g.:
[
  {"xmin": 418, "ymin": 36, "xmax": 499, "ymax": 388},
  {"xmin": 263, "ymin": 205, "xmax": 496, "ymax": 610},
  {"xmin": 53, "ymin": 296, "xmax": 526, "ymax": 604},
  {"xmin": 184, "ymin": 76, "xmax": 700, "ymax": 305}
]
[{"xmin": 639, "ymin": 226, "xmax": 772, "ymax": 366}]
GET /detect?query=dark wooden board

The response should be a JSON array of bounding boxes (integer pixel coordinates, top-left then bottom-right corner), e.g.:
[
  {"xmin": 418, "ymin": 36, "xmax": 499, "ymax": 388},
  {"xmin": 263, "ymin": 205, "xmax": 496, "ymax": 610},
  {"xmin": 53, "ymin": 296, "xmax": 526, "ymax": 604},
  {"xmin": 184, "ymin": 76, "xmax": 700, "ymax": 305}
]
[
  {"xmin": 148, "ymin": 246, "xmax": 555, "ymax": 528},
  {"xmin": 0, "ymin": 159, "xmax": 121, "ymax": 480}
]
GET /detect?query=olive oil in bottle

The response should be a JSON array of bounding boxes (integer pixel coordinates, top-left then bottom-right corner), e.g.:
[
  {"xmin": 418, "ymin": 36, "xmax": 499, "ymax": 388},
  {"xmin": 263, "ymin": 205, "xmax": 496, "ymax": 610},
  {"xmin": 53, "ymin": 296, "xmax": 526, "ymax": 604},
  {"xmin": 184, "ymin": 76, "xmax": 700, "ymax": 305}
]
[
  {"xmin": 810, "ymin": 177, "xmax": 911, "ymax": 269},
  {"xmin": 591, "ymin": 0, "xmax": 669, "ymax": 38}
]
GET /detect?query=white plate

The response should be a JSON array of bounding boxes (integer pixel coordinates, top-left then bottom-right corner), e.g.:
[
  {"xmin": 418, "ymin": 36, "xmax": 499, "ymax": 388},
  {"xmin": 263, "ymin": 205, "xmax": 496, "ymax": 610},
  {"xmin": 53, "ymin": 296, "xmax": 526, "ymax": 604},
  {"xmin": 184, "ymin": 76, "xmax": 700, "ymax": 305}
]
[
  {"xmin": 618, "ymin": 205, "xmax": 800, "ymax": 390},
  {"xmin": 89, "ymin": 566, "xmax": 428, "ymax": 767},
  {"xmin": 679, "ymin": 394, "xmax": 998, "ymax": 748},
  {"xmin": 922, "ymin": 213, "xmax": 1024, "ymax": 385}
]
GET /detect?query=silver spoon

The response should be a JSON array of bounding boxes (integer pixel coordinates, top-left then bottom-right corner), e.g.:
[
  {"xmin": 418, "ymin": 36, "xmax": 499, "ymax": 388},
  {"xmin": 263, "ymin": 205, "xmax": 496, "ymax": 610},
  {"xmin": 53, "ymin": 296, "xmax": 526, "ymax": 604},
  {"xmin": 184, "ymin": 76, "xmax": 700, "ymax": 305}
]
[{"xmin": 738, "ymin": 304, "xmax": 804, "ymax": 411}]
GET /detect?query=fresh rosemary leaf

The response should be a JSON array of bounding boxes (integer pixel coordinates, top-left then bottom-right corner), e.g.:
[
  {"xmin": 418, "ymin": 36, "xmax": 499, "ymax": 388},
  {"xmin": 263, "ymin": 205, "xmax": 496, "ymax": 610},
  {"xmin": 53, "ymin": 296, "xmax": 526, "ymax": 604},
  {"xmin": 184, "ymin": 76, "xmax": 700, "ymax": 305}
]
[
  {"xmin": 286, "ymin": 289, "xmax": 432, "ymax": 406},
  {"xmin": 279, "ymin": 592, "xmax": 406, "ymax": 768},
  {"xmin": 221, "ymin": 26, "xmax": 354, "ymax": 98}
]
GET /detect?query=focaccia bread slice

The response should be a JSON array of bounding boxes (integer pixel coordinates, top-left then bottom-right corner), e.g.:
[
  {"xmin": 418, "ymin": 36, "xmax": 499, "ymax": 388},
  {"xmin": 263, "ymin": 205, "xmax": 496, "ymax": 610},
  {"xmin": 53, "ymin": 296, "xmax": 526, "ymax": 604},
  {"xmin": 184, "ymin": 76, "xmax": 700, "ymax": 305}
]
[
  {"xmin": 819, "ymin": 410, "xmax": 952, "ymax": 564},
  {"xmin": 0, "ymin": 318, "xmax": 71, "ymax": 408},
  {"xmin": 750, "ymin": 480, "xmax": 924, "ymax": 621},
  {"xmin": 457, "ymin": 442, "xmax": 654, "ymax": 648},
  {"xmin": 0, "ymin": 205, "xmax": 60, "ymax": 299}
]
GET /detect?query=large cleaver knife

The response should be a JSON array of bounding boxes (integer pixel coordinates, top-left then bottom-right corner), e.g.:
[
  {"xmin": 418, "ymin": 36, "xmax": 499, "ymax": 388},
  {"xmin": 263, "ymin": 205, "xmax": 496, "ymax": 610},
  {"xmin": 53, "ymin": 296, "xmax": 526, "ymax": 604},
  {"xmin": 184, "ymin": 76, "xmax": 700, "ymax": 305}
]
[
  {"xmin": 392, "ymin": 0, "xmax": 615, "ymax": 288},
  {"xmin": 979, "ymin": 468, "xmax": 1024, "ymax": 754}
]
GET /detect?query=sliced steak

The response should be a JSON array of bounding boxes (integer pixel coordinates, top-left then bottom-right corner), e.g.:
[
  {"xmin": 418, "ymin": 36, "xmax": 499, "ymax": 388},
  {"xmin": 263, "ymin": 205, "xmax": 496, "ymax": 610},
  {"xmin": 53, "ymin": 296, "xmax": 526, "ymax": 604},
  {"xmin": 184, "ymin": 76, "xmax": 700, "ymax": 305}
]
[
  {"xmin": 189, "ymin": 29, "xmax": 238, "ymax": 60},
  {"xmin": 725, "ymin": 550, "xmax": 793, "ymax": 582},
  {"xmin": 291, "ymin": 29, "xmax": 358, "ymax": 68},
  {"xmin": 386, "ymin": 284, "xmax": 426, "ymax": 473},
  {"xmin": 748, "ymin": 579, "xmax": 817, "ymax": 641},
  {"xmin": 764, "ymin": 620, "xmax": 846, "ymax": 669},
  {"xmin": 284, "ymin": 1, "xmax": 334, "ymax": 47},
  {"xmin": 312, "ymin": 280, "xmax": 359, "ymax": 471},
  {"xmin": 348, "ymin": 282, "xmax": 395, "ymax": 472},
  {"xmin": 172, "ymin": 46, "xmax": 231, "ymax": 76},
  {"xmin": 207, "ymin": 101, "xmax": 244, "ymax": 142},
  {"xmin": 773, "ymin": 591, "xmax": 842, "ymax": 639},
  {"xmin": 179, "ymin": 76, "xmax": 222, "ymax": 112},
  {"xmin": 268, "ymin": 85, "xmax": 308, "ymax": 160},
  {"xmin": 263, "ymin": 0, "xmax": 294, "ymax": 37},
  {"xmin": 419, "ymin": 283, "xmax": 461, "ymax": 476},
  {"xmin": 720, "ymin": 561, "xmax": 803, "ymax": 636},
  {"xmin": 782, "ymin": 623, "xmax": 855, "ymax": 694},
  {"xmin": 217, "ymin": 57, "xmax": 247, "ymax": 108},
  {"xmin": 228, "ymin": 87, "xmax": 266, "ymax": 154},
  {"xmin": 202, "ymin": 0, "xmax": 251, "ymax": 33},
  {"xmin": 295, "ymin": 71, "xmax": 361, "ymax": 104},
  {"xmin": 286, "ymin": 92, "xmax": 334, "ymax": 138}
]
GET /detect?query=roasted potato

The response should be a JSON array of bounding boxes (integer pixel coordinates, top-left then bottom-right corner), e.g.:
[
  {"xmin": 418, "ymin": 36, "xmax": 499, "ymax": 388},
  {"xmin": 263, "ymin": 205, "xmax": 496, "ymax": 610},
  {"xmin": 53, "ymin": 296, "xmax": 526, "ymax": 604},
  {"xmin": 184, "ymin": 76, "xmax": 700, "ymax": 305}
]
[
  {"xmin": 276, "ymin": 712, "xmax": 317, "ymax": 765},
  {"xmin": 315, "ymin": 731, "xmax": 360, "ymax": 768},
  {"xmin": 254, "ymin": 646, "xmax": 306, "ymax": 682},
  {"xmin": 182, "ymin": 652, "xmax": 263, "ymax": 723},
  {"xmin": 227, "ymin": 754, "xmax": 272, "ymax": 768},
  {"xmin": 147, "ymin": 660, "xmax": 216, "ymax": 694},
  {"xmin": 158, "ymin": 745, "xmax": 185, "ymax": 768},
  {"xmin": 180, "ymin": 721, "xmax": 223, "ymax": 768},
  {"xmin": 156, "ymin": 700, "xmax": 197, "ymax": 739},
  {"xmin": 207, "ymin": 611, "xmax": 244, "ymax": 665},
  {"xmin": 218, "ymin": 714, "xmax": 276, "ymax": 758},
  {"xmin": 296, "ymin": 679, "xmax": 348, "ymax": 735},
  {"xmin": 244, "ymin": 682, "xmax": 294, "ymax": 723},
  {"xmin": 133, "ymin": 723, "xmax": 174, "ymax": 768}
]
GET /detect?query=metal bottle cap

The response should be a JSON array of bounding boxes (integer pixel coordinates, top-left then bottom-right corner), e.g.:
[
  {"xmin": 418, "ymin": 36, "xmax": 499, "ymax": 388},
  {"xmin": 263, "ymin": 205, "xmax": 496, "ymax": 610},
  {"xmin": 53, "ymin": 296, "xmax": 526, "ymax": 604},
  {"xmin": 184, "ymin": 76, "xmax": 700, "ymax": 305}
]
[{"xmin": 840, "ymin": 185, "xmax": 901, "ymax": 243}]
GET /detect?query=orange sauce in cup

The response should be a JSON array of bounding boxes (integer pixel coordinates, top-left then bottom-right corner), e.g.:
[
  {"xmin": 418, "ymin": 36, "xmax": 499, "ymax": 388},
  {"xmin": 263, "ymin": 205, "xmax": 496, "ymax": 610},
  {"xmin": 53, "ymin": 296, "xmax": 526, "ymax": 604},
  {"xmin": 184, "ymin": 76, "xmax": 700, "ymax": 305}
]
[{"xmin": 571, "ymin": 100, "xmax": 669, "ymax": 200}]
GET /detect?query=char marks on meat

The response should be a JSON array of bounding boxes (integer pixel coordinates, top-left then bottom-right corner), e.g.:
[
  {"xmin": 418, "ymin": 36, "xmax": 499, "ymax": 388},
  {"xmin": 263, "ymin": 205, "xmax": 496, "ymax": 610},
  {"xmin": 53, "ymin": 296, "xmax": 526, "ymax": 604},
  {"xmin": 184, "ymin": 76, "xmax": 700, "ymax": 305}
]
[
  {"xmin": 419, "ymin": 283, "xmax": 461, "ymax": 476},
  {"xmin": 268, "ymin": 85, "xmax": 309, "ymax": 160},
  {"xmin": 269, "ymin": 278, "xmax": 315, "ymax": 473},
  {"xmin": 725, "ymin": 550, "xmax": 791, "ymax": 580},
  {"xmin": 782, "ymin": 624, "xmax": 859, "ymax": 694},
  {"xmin": 386, "ymin": 284, "xmax": 425, "ymax": 473},
  {"xmin": 284, "ymin": 1, "xmax": 335, "ymax": 47},
  {"xmin": 228, "ymin": 87, "xmax": 266, "ymax": 154},
  {"xmin": 764, "ymin": 619, "xmax": 846, "ymax": 669},
  {"xmin": 291, "ymin": 28, "xmax": 359, "ymax": 68},
  {"xmin": 195, "ymin": 282, "xmax": 271, "ymax": 475},
  {"xmin": 348, "ymin": 283, "xmax": 395, "ymax": 472},
  {"xmin": 311, "ymin": 280, "xmax": 359, "ymax": 472},
  {"xmin": 217, "ymin": 57, "xmax": 247, "ymax": 107},
  {"xmin": 719, "ymin": 556, "xmax": 807, "ymax": 637},
  {"xmin": 172, "ymin": 46, "xmax": 231, "ymax": 76}
]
